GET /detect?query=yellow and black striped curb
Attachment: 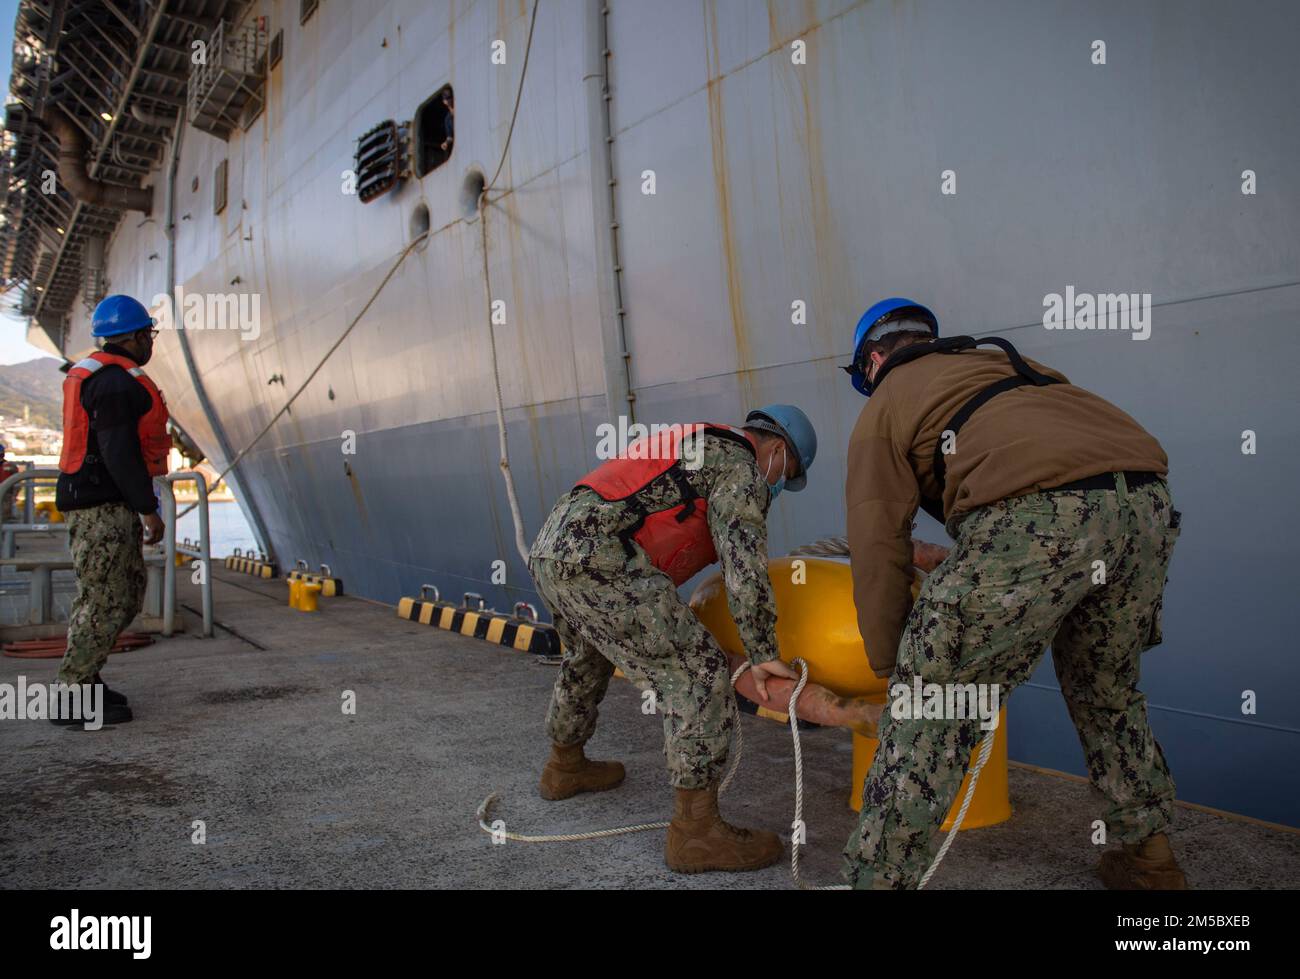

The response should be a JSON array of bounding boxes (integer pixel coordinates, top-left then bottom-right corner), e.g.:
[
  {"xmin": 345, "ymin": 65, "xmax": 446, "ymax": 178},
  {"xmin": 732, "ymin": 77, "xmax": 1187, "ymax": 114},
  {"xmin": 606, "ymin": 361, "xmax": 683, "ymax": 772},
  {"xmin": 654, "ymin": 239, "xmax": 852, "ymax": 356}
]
[
  {"xmin": 395, "ymin": 597, "xmax": 560, "ymax": 656},
  {"xmin": 287, "ymin": 570, "xmax": 343, "ymax": 596},
  {"xmin": 225, "ymin": 555, "xmax": 276, "ymax": 579}
]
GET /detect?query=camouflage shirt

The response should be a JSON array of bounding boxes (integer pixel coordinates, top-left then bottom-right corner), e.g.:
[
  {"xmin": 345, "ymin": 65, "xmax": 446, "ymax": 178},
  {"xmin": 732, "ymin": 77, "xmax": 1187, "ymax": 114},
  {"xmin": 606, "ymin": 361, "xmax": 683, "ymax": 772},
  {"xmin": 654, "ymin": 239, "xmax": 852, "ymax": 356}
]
[{"xmin": 531, "ymin": 432, "xmax": 780, "ymax": 663}]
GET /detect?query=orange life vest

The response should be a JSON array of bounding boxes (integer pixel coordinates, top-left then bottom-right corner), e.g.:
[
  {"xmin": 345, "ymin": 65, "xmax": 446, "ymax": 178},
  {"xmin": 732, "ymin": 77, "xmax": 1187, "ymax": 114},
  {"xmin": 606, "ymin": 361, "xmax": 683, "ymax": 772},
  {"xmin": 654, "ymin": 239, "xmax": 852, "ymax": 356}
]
[
  {"xmin": 59, "ymin": 351, "xmax": 171, "ymax": 478},
  {"xmin": 576, "ymin": 423, "xmax": 757, "ymax": 585}
]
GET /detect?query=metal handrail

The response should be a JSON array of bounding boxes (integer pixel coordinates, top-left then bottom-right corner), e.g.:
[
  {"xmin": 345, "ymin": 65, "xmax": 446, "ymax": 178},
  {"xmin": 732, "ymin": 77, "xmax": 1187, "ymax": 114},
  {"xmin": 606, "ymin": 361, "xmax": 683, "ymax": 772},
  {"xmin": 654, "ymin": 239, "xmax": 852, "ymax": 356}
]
[
  {"xmin": 0, "ymin": 467, "xmax": 64, "ymax": 559},
  {"xmin": 158, "ymin": 473, "xmax": 213, "ymax": 638}
]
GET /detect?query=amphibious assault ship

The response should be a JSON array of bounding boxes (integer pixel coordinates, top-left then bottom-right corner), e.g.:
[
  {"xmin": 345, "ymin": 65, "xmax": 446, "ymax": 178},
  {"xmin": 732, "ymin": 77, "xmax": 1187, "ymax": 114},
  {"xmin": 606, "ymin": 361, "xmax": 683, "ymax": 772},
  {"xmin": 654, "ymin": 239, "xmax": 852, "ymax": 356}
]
[{"xmin": 2, "ymin": 0, "xmax": 1297, "ymax": 826}]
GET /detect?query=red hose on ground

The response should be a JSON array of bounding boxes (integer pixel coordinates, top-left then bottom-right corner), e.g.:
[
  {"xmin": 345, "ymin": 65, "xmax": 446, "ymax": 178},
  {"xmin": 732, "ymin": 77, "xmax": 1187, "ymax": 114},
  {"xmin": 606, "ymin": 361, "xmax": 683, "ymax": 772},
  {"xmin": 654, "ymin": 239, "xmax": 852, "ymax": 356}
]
[{"xmin": 2, "ymin": 633, "xmax": 155, "ymax": 659}]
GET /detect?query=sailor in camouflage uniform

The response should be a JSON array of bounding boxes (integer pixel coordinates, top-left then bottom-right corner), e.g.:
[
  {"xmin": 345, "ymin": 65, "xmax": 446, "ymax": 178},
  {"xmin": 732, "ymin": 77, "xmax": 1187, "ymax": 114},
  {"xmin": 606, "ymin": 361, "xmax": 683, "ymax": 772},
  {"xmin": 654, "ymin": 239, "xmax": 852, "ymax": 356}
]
[
  {"xmin": 529, "ymin": 405, "xmax": 817, "ymax": 874},
  {"xmin": 52, "ymin": 296, "xmax": 170, "ymax": 728},
  {"xmin": 841, "ymin": 298, "xmax": 1186, "ymax": 890}
]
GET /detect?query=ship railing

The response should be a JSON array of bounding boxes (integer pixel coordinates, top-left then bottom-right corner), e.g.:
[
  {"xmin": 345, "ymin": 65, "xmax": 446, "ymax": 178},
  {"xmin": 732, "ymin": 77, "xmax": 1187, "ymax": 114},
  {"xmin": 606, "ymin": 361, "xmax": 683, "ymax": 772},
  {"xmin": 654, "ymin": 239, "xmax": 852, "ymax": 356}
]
[
  {"xmin": 0, "ymin": 466, "xmax": 65, "ymax": 559},
  {"xmin": 0, "ymin": 467, "xmax": 71, "ymax": 625}
]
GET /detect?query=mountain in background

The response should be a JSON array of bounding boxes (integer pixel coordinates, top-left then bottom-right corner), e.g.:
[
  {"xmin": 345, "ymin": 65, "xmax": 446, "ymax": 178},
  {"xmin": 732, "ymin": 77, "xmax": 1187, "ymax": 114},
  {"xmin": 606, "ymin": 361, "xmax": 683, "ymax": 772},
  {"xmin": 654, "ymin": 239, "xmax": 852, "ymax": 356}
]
[{"xmin": 0, "ymin": 357, "xmax": 64, "ymax": 429}]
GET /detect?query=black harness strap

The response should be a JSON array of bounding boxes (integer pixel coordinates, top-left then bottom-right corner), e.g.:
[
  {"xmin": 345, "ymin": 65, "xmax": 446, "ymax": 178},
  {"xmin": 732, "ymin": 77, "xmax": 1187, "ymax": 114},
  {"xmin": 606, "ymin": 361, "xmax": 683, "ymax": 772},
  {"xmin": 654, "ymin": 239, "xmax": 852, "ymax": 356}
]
[
  {"xmin": 931, "ymin": 374, "xmax": 1042, "ymax": 490},
  {"xmin": 668, "ymin": 466, "xmax": 699, "ymax": 522},
  {"xmin": 875, "ymin": 336, "xmax": 1061, "ymax": 523}
]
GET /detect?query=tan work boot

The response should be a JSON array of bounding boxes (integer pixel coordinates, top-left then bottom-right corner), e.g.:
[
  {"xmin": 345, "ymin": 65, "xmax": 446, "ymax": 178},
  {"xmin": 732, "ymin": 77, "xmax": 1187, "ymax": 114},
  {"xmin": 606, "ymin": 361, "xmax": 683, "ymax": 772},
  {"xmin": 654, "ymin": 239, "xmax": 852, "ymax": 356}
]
[
  {"xmin": 538, "ymin": 741, "xmax": 625, "ymax": 801},
  {"xmin": 665, "ymin": 785, "xmax": 783, "ymax": 873},
  {"xmin": 1097, "ymin": 832, "xmax": 1189, "ymax": 890}
]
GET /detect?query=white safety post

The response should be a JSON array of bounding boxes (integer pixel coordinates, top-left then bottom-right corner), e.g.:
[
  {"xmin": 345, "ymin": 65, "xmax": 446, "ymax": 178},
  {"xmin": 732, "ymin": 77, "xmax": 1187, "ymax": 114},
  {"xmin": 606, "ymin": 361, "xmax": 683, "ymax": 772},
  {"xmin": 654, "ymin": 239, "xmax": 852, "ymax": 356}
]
[{"xmin": 157, "ymin": 473, "xmax": 213, "ymax": 637}]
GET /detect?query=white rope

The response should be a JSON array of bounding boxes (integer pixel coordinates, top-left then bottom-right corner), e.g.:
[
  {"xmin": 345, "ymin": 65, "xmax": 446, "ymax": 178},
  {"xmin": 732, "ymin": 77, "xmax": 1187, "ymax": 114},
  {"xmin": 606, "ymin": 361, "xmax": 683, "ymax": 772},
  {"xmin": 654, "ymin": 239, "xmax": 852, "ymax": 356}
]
[
  {"xmin": 787, "ymin": 537, "xmax": 850, "ymax": 558},
  {"xmin": 918, "ymin": 724, "xmax": 997, "ymax": 889},
  {"xmin": 473, "ymin": 0, "xmax": 542, "ymax": 567},
  {"xmin": 175, "ymin": 230, "xmax": 429, "ymax": 520},
  {"xmin": 486, "ymin": 0, "xmax": 541, "ymax": 193},
  {"xmin": 476, "ymin": 195, "xmax": 531, "ymax": 566},
  {"xmin": 477, "ymin": 662, "xmax": 752, "ymax": 842},
  {"xmin": 478, "ymin": 656, "xmax": 996, "ymax": 890},
  {"xmin": 785, "ymin": 658, "xmax": 850, "ymax": 890}
]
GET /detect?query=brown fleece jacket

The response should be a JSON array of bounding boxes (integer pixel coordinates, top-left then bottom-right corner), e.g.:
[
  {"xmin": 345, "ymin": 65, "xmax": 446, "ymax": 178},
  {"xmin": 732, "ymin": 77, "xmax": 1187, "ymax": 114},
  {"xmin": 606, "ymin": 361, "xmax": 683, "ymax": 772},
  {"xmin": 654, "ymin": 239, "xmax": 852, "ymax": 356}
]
[{"xmin": 846, "ymin": 343, "xmax": 1168, "ymax": 677}]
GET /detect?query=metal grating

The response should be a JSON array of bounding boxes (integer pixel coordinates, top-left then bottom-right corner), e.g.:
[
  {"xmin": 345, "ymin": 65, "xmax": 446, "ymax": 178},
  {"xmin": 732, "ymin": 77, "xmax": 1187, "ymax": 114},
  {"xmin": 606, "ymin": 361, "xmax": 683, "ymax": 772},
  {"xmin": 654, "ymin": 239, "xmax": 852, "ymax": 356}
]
[{"xmin": 188, "ymin": 19, "xmax": 268, "ymax": 141}]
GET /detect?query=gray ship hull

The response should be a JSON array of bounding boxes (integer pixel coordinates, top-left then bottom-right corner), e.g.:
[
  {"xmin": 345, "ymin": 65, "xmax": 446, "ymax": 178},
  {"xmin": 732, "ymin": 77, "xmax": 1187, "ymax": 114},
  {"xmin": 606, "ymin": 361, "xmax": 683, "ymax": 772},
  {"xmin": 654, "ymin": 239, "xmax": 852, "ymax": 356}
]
[{"xmin": 19, "ymin": 1, "xmax": 1300, "ymax": 827}]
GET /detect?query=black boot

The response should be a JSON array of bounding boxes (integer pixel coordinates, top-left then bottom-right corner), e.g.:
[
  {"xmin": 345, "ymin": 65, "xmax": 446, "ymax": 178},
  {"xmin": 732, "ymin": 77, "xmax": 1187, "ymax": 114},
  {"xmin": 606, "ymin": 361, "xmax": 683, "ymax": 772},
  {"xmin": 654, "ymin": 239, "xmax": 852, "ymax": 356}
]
[
  {"xmin": 93, "ymin": 673, "xmax": 128, "ymax": 706},
  {"xmin": 48, "ymin": 702, "xmax": 134, "ymax": 728}
]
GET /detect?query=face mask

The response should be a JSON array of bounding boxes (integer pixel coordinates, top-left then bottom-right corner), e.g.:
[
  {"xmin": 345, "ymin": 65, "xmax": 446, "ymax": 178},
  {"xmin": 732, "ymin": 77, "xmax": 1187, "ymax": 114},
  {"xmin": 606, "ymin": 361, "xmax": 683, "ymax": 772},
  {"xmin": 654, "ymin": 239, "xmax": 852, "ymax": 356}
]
[
  {"xmin": 764, "ymin": 444, "xmax": 788, "ymax": 500},
  {"xmin": 126, "ymin": 330, "xmax": 154, "ymax": 366}
]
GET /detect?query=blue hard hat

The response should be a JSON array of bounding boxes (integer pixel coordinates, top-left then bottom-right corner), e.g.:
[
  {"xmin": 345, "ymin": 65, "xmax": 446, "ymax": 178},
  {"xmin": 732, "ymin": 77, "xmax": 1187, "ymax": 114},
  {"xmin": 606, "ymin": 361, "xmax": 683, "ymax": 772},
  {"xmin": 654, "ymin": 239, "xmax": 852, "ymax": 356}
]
[
  {"xmin": 846, "ymin": 297, "xmax": 939, "ymax": 396},
  {"xmin": 91, "ymin": 294, "xmax": 155, "ymax": 338},
  {"xmin": 745, "ymin": 404, "xmax": 817, "ymax": 491}
]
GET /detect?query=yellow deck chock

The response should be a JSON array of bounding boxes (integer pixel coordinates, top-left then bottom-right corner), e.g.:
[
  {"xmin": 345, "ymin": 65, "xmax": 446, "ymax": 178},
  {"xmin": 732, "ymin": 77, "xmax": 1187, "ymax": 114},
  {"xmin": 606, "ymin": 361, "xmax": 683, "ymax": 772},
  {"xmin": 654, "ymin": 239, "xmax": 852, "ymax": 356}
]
[
  {"xmin": 396, "ymin": 586, "xmax": 561, "ymax": 656},
  {"xmin": 225, "ymin": 549, "xmax": 276, "ymax": 579},
  {"xmin": 289, "ymin": 578, "xmax": 322, "ymax": 612},
  {"xmin": 286, "ymin": 561, "xmax": 343, "ymax": 596}
]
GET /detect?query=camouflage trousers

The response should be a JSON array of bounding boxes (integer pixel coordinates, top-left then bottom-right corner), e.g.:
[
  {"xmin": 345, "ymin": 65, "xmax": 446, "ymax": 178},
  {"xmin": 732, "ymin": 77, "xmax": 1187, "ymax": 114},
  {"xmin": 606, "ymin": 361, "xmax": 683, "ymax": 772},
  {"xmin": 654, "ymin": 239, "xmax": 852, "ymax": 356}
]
[
  {"xmin": 530, "ymin": 554, "xmax": 736, "ymax": 789},
  {"xmin": 57, "ymin": 503, "xmax": 146, "ymax": 686},
  {"xmin": 844, "ymin": 476, "xmax": 1181, "ymax": 889}
]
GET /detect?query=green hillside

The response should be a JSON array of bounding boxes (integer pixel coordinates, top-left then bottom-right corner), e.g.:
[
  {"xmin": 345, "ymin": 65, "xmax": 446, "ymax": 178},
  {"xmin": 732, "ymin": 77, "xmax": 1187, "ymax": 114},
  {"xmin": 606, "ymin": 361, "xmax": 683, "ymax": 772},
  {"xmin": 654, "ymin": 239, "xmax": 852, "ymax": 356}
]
[{"xmin": 0, "ymin": 357, "xmax": 65, "ymax": 429}]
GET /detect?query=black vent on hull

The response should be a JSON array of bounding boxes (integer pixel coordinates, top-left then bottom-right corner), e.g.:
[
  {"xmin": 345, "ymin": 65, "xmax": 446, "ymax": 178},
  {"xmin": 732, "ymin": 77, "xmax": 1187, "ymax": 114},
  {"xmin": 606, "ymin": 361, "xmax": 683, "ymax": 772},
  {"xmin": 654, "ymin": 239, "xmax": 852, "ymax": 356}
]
[{"xmin": 354, "ymin": 120, "xmax": 409, "ymax": 204}]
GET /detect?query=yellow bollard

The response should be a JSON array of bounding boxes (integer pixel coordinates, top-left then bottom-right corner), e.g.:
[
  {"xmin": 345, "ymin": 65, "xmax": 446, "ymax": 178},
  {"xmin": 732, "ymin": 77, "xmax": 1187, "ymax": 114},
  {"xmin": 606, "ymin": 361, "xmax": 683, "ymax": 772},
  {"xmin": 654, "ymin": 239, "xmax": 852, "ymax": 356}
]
[
  {"xmin": 689, "ymin": 554, "xmax": 1011, "ymax": 830},
  {"xmin": 288, "ymin": 579, "xmax": 302, "ymax": 609},
  {"xmin": 691, "ymin": 557, "xmax": 892, "ymax": 698},
  {"xmin": 297, "ymin": 582, "xmax": 322, "ymax": 612},
  {"xmin": 850, "ymin": 706, "xmax": 1011, "ymax": 830}
]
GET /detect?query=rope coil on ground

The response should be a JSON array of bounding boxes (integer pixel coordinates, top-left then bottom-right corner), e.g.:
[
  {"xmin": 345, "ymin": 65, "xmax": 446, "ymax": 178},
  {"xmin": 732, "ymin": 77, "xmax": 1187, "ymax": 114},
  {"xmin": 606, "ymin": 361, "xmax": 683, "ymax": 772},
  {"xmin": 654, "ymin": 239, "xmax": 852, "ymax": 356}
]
[{"xmin": 476, "ymin": 657, "xmax": 995, "ymax": 889}]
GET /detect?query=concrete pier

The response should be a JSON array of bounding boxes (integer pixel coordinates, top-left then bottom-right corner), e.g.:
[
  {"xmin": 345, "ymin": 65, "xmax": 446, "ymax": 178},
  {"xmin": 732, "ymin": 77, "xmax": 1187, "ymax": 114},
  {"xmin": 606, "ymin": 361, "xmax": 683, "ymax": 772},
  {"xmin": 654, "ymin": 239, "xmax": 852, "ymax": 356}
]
[{"xmin": 1, "ymin": 566, "xmax": 1296, "ymax": 889}]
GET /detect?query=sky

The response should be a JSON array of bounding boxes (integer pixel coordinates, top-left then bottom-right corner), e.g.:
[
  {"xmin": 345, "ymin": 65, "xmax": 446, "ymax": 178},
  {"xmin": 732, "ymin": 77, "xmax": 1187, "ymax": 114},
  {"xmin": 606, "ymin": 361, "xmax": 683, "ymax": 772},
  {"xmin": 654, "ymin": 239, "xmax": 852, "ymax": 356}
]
[{"xmin": 0, "ymin": 0, "xmax": 57, "ymax": 365}]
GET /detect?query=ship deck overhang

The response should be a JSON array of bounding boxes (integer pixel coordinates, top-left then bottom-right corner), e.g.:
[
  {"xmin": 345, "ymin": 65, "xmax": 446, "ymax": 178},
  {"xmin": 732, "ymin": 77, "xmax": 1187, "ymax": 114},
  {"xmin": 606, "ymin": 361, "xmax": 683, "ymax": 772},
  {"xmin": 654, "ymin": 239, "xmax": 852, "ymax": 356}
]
[{"xmin": 1, "ymin": 0, "xmax": 248, "ymax": 350}]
